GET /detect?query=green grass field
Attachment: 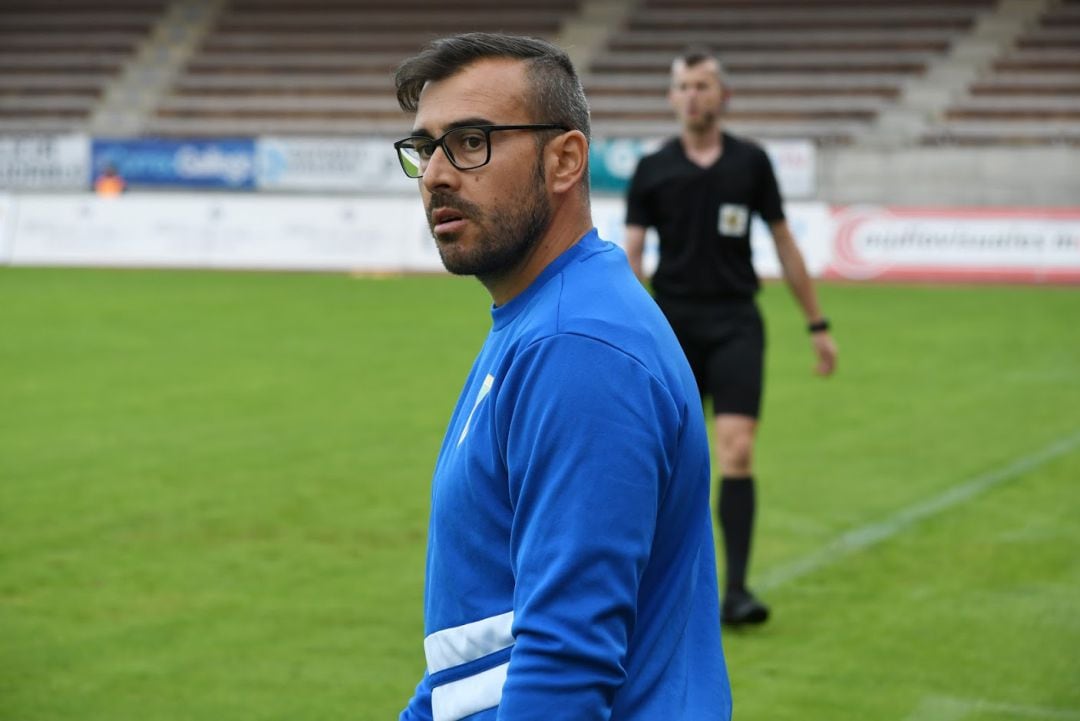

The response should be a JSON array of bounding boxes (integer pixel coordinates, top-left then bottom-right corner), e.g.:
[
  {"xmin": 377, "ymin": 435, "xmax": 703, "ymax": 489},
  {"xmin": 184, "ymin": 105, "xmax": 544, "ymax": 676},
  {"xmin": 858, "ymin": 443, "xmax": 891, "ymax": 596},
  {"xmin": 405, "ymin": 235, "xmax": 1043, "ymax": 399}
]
[{"xmin": 2, "ymin": 267, "xmax": 1078, "ymax": 721}]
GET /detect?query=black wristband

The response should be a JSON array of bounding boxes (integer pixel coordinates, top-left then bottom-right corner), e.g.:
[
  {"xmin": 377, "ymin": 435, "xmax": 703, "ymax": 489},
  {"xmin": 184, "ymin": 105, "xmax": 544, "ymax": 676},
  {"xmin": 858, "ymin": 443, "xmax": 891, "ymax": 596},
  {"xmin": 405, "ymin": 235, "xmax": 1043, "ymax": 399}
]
[{"xmin": 808, "ymin": 318, "xmax": 830, "ymax": 334}]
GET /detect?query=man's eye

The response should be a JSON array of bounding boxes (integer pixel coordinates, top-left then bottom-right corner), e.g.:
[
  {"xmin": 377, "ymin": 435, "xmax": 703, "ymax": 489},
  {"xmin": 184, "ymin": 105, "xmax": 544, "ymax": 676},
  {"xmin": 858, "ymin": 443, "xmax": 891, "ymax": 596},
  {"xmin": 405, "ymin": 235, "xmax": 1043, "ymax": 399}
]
[
  {"xmin": 416, "ymin": 142, "xmax": 436, "ymax": 159},
  {"xmin": 459, "ymin": 134, "xmax": 486, "ymax": 151}
]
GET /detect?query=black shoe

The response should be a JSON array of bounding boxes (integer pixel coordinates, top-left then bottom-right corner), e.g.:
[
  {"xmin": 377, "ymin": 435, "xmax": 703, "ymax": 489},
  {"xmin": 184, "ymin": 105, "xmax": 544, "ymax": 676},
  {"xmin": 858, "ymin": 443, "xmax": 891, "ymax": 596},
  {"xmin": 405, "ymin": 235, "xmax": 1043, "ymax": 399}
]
[{"xmin": 722, "ymin": 588, "xmax": 770, "ymax": 626}]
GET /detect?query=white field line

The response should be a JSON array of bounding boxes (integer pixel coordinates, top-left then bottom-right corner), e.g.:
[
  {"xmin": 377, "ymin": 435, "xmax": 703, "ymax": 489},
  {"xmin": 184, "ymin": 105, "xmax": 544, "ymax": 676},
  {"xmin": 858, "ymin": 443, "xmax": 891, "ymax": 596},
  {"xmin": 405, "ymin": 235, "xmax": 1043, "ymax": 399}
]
[
  {"xmin": 904, "ymin": 695, "xmax": 1080, "ymax": 721},
  {"xmin": 757, "ymin": 430, "xmax": 1080, "ymax": 592}
]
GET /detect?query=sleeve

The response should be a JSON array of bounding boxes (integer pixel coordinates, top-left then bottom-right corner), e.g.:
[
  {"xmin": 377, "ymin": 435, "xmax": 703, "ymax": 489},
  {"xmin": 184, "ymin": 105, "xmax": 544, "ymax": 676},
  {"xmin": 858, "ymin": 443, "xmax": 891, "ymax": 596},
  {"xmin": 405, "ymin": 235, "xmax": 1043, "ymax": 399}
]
[
  {"xmin": 624, "ymin": 156, "xmax": 654, "ymax": 229},
  {"xmin": 493, "ymin": 334, "xmax": 681, "ymax": 720},
  {"xmin": 755, "ymin": 147, "xmax": 786, "ymax": 223},
  {"xmin": 399, "ymin": 671, "xmax": 434, "ymax": 721}
]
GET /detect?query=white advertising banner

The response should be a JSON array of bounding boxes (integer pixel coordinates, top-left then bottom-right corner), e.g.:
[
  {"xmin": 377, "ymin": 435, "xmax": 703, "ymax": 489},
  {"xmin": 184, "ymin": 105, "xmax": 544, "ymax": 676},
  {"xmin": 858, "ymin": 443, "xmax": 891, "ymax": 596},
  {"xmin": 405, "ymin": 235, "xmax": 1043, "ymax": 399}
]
[
  {"xmin": 0, "ymin": 193, "xmax": 13, "ymax": 264},
  {"xmin": 826, "ymin": 206, "xmax": 1080, "ymax": 283},
  {"xmin": 255, "ymin": 137, "xmax": 414, "ymax": 193},
  {"xmin": 0, "ymin": 135, "xmax": 90, "ymax": 190},
  {"xmin": 2, "ymin": 194, "xmax": 833, "ymax": 277},
  {"xmin": 11, "ymin": 194, "xmax": 216, "ymax": 267},
  {"xmin": 592, "ymin": 196, "xmax": 831, "ymax": 279},
  {"xmin": 750, "ymin": 202, "xmax": 833, "ymax": 279},
  {"xmin": 591, "ymin": 196, "xmax": 654, "ymax": 267},
  {"xmin": 764, "ymin": 140, "xmax": 816, "ymax": 200},
  {"xmin": 7, "ymin": 194, "xmax": 1079, "ymax": 284},
  {"xmin": 7, "ymin": 193, "xmax": 443, "ymax": 272},
  {"xmin": 203, "ymin": 195, "xmax": 437, "ymax": 271}
]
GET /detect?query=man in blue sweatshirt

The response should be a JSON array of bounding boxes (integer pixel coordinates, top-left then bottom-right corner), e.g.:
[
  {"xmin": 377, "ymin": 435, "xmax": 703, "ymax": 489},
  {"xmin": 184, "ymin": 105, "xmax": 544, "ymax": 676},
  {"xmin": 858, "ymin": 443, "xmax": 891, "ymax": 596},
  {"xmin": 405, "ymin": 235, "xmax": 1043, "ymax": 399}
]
[{"xmin": 392, "ymin": 33, "xmax": 732, "ymax": 721}]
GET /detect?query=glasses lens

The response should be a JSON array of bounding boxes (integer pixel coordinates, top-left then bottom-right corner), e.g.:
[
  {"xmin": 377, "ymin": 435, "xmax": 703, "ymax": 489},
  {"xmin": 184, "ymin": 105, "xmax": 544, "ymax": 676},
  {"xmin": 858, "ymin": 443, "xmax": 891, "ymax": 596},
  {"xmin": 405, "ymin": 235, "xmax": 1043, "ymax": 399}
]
[
  {"xmin": 397, "ymin": 143, "xmax": 424, "ymax": 178},
  {"xmin": 444, "ymin": 127, "xmax": 489, "ymax": 170}
]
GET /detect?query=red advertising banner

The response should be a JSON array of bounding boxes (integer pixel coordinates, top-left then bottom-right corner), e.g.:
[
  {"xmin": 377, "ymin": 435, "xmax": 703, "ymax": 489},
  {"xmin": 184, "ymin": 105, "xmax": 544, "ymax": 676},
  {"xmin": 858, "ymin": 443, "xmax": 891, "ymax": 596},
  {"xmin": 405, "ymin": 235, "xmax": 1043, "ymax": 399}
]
[{"xmin": 826, "ymin": 206, "xmax": 1080, "ymax": 284}]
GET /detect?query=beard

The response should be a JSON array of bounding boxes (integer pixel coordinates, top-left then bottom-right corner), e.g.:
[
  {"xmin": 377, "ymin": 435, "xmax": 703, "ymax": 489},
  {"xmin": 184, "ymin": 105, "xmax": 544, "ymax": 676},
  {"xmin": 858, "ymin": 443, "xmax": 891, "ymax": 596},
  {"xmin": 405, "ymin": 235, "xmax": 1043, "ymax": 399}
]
[
  {"xmin": 426, "ymin": 162, "xmax": 551, "ymax": 281},
  {"xmin": 683, "ymin": 108, "xmax": 718, "ymax": 133}
]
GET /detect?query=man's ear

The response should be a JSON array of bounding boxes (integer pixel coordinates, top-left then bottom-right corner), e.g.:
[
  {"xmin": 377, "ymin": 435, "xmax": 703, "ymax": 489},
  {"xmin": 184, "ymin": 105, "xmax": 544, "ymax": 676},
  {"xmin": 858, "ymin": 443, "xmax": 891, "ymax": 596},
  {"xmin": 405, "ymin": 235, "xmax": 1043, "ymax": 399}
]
[
  {"xmin": 546, "ymin": 130, "xmax": 589, "ymax": 195},
  {"xmin": 720, "ymin": 85, "xmax": 733, "ymax": 113}
]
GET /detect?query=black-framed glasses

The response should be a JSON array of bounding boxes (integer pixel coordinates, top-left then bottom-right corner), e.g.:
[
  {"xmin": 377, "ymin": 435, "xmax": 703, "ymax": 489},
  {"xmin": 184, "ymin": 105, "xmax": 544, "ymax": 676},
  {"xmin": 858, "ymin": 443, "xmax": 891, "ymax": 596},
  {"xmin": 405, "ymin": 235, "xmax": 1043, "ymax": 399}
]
[{"xmin": 393, "ymin": 124, "xmax": 569, "ymax": 178}]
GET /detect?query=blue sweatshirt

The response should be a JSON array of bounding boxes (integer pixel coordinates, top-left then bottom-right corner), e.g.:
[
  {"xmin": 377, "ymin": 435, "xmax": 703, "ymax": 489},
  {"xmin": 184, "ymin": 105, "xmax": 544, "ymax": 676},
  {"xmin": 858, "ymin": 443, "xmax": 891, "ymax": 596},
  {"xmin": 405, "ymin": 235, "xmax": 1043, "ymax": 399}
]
[{"xmin": 401, "ymin": 229, "xmax": 731, "ymax": 721}]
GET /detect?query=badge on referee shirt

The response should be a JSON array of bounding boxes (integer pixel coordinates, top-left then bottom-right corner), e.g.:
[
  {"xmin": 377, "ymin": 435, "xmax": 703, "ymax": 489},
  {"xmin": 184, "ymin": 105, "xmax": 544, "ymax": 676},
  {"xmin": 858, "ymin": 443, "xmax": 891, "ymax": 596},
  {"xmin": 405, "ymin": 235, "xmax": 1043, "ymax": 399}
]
[{"xmin": 718, "ymin": 204, "xmax": 749, "ymax": 237}]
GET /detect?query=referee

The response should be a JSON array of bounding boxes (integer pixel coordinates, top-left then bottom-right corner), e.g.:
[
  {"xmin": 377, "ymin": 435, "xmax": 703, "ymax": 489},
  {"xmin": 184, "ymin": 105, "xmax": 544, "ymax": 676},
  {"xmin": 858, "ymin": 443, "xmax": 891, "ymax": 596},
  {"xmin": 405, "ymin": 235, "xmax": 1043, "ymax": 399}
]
[{"xmin": 624, "ymin": 48, "xmax": 838, "ymax": 626}]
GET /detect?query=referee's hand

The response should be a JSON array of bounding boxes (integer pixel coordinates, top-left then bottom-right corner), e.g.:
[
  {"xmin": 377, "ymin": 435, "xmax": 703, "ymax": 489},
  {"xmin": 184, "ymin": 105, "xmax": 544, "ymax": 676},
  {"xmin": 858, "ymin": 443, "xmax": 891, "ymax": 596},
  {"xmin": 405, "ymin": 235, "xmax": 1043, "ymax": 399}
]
[{"xmin": 811, "ymin": 332, "xmax": 838, "ymax": 376}]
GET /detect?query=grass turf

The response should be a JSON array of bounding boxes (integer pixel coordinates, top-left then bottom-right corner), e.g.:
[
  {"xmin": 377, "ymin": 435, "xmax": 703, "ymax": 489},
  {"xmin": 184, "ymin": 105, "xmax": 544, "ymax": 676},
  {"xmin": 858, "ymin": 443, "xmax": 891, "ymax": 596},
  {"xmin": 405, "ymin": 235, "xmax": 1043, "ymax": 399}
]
[{"xmin": 1, "ymin": 267, "xmax": 1077, "ymax": 720}]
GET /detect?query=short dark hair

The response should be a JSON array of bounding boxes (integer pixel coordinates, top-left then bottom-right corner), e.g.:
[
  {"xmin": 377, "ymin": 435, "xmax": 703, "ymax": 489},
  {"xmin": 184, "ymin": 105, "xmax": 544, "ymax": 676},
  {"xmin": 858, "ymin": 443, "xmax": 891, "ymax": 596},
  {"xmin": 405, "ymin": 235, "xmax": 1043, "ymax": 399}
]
[
  {"xmin": 677, "ymin": 45, "xmax": 718, "ymax": 69},
  {"xmin": 394, "ymin": 32, "xmax": 591, "ymax": 142}
]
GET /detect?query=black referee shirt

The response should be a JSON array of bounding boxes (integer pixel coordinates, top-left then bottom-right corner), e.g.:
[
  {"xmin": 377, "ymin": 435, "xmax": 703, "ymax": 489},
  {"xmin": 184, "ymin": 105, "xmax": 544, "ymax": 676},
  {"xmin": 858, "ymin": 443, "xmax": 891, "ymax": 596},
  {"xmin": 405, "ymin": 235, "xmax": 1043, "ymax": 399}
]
[{"xmin": 626, "ymin": 132, "xmax": 785, "ymax": 300}]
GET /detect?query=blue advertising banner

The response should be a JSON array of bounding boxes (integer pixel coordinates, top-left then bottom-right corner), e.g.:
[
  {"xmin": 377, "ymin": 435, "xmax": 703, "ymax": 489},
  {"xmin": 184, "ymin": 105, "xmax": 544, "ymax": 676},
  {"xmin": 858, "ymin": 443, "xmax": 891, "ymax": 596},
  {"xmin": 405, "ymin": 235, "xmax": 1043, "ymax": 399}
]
[
  {"xmin": 91, "ymin": 138, "xmax": 256, "ymax": 189},
  {"xmin": 588, "ymin": 138, "xmax": 661, "ymax": 194}
]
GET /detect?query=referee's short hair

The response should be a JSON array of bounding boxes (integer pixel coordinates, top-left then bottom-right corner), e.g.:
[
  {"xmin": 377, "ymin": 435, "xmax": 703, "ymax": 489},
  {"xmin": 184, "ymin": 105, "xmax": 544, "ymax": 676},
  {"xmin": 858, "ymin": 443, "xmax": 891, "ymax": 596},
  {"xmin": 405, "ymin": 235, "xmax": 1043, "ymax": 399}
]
[{"xmin": 673, "ymin": 46, "xmax": 726, "ymax": 81}]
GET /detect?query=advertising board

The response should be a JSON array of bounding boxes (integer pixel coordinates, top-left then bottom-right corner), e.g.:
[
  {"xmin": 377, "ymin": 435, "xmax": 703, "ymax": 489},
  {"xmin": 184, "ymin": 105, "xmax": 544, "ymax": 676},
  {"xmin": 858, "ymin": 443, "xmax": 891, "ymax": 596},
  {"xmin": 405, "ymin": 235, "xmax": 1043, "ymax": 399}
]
[{"xmin": 91, "ymin": 139, "xmax": 256, "ymax": 189}]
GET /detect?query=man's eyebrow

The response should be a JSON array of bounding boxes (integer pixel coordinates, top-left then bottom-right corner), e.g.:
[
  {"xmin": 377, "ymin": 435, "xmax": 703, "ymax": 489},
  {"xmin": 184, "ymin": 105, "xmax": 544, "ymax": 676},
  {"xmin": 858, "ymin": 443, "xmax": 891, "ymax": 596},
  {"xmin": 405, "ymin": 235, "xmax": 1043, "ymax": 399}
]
[{"xmin": 409, "ymin": 117, "xmax": 494, "ymax": 137}]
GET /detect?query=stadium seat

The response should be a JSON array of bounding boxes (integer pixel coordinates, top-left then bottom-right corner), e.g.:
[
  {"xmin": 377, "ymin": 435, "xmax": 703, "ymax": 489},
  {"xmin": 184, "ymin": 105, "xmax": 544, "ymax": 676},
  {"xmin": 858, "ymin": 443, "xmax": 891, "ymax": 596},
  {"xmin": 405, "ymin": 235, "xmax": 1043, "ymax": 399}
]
[
  {"xmin": 0, "ymin": 0, "xmax": 165, "ymax": 134},
  {"xmin": 922, "ymin": 1, "xmax": 1080, "ymax": 146},
  {"xmin": 144, "ymin": 0, "xmax": 584, "ymax": 137},
  {"xmin": 585, "ymin": 0, "xmax": 998, "ymax": 144},
  {"xmin": 1, "ymin": 0, "xmax": 1076, "ymax": 151}
]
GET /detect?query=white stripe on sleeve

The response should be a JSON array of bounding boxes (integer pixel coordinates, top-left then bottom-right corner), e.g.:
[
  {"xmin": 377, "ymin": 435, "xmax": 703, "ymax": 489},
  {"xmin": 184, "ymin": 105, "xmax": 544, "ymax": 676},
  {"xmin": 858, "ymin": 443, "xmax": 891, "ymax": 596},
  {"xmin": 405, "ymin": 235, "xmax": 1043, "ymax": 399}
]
[
  {"xmin": 431, "ymin": 662, "xmax": 509, "ymax": 721},
  {"xmin": 424, "ymin": 610, "xmax": 515, "ymax": 674}
]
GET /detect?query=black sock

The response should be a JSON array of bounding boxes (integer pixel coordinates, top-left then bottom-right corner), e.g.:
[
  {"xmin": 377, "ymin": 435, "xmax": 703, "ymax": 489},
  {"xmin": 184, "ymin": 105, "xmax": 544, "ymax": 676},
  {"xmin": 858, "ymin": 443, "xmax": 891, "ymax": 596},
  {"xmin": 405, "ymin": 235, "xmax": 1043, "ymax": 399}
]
[{"xmin": 718, "ymin": 476, "xmax": 756, "ymax": 593}]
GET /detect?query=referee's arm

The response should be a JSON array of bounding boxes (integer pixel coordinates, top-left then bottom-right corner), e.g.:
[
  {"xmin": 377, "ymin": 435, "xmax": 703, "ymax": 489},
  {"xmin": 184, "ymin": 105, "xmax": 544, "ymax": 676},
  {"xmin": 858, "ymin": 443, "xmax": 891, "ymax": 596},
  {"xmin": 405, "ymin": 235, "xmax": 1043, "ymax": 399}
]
[
  {"xmin": 624, "ymin": 224, "xmax": 649, "ymax": 283},
  {"xmin": 769, "ymin": 219, "xmax": 838, "ymax": 376}
]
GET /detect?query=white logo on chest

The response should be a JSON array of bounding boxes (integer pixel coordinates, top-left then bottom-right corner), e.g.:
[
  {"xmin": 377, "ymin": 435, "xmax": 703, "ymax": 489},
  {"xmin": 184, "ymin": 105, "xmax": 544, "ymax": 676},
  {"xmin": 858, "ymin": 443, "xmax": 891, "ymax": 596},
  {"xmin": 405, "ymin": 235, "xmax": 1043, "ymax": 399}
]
[
  {"xmin": 457, "ymin": 373, "xmax": 494, "ymax": 447},
  {"xmin": 719, "ymin": 203, "xmax": 749, "ymax": 236}
]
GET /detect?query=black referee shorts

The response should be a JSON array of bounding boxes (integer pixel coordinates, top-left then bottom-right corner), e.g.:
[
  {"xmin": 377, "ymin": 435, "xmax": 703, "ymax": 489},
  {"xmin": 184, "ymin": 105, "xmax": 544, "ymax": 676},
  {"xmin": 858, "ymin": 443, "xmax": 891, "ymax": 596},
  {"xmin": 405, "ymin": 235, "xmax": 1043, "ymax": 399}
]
[{"xmin": 655, "ymin": 295, "xmax": 765, "ymax": 419}]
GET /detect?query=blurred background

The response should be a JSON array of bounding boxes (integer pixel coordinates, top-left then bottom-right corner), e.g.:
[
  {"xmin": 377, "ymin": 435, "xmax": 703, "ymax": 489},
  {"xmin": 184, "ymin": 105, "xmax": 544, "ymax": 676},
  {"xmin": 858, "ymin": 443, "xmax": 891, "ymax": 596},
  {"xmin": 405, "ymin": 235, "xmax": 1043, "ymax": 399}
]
[
  {"xmin": 1, "ymin": 0, "xmax": 1078, "ymax": 276},
  {"xmin": 1, "ymin": 2, "xmax": 1078, "ymax": 720}
]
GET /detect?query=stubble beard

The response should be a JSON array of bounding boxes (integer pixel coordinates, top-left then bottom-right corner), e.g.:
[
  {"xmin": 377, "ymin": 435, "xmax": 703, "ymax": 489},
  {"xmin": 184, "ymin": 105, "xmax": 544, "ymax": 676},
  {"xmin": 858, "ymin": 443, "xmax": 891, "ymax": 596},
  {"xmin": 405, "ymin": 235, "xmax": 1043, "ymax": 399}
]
[
  {"xmin": 427, "ymin": 162, "xmax": 551, "ymax": 281},
  {"xmin": 684, "ymin": 108, "xmax": 717, "ymax": 134}
]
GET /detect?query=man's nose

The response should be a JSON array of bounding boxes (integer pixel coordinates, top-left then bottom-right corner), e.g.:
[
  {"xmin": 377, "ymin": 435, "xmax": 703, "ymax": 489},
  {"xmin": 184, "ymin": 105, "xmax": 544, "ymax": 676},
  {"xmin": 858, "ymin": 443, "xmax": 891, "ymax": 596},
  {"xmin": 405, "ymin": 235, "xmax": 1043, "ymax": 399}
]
[{"xmin": 422, "ymin": 145, "xmax": 458, "ymax": 192}]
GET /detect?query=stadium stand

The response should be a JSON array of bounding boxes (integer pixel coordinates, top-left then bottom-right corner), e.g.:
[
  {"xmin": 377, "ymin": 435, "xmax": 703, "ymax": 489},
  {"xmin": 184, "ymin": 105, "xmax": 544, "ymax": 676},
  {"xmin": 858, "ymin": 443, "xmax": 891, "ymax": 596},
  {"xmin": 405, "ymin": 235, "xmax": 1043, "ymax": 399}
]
[
  {"xmin": 143, "ymin": 0, "xmax": 584, "ymax": 137},
  {"xmin": 7, "ymin": 0, "xmax": 1075, "ymax": 149},
  {"xmin": 0, "ymin": 0, "xmax": 168, "ymax": 134},
  {"xmin": 0, "ymin": 0, "xmax": 1077, "ymax": 202},
  {"xmin": 923, "ymin": 0, "xmax": 1080, "ymax": 145},
  {"xmin": 583, "ymin": 0, "xmax": 999, "ymax": 144}
]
